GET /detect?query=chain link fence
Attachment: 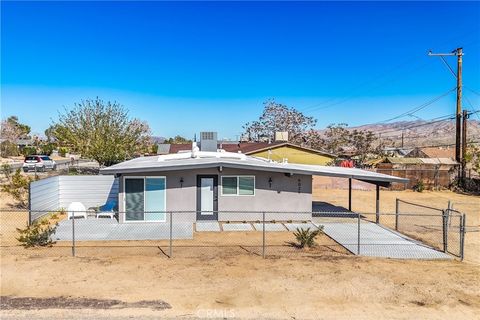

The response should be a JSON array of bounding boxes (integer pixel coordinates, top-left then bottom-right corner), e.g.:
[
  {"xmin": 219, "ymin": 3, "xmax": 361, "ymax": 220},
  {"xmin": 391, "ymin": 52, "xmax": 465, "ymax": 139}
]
[
  {"xmin": 0, "ymin": 207, "xmax": 466, "ymax": 260},
  {"xmin": 395, "ymin": 199, "xmax": 466, "ymax": 258}
]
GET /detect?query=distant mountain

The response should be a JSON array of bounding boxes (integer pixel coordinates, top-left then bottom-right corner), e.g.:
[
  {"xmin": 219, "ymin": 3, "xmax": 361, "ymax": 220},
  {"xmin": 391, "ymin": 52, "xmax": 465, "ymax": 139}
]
[{"xmin": 319, "ymin": 119, "xmax": 480, "ymax": 148}]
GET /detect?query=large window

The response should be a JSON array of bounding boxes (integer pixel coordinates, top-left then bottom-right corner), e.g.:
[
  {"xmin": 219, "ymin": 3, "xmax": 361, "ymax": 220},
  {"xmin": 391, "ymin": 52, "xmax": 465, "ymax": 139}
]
[
  {"xmin": 221, "ymin": 176, "xmax": 255, "ymax": 196},
  {"xmin": 124, "ymin": 177, "xmax": 166, "ymax": 221}
]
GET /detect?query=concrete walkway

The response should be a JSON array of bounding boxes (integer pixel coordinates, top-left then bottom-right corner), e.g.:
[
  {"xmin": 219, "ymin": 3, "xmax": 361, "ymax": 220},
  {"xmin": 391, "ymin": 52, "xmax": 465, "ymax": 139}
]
[{"xmin": 314, "ymin": 220, "xmax": 451, "ymax": 259}]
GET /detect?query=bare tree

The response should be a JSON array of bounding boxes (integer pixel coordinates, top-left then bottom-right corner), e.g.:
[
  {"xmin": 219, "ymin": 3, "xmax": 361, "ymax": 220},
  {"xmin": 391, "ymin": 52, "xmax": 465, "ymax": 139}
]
[{"xmin": 243, "ymin": 100, "xmax": 317, "ymax": 143}]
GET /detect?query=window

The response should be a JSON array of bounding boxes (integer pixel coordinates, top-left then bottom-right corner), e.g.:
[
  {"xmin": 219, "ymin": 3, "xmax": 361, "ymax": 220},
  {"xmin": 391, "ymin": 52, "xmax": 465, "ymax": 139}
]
[
  {"xmin": 125, "ymin": 177, "xmax": 166, "ymax": 221},
  {"xmin": 221, "ymin": 176, "xmax": 255, "ymax": 196}
]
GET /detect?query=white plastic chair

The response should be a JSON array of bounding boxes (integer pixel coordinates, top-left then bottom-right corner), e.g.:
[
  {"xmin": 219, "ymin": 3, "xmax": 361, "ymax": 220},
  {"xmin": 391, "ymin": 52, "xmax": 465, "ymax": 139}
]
[{"xmin": 67, "ymin": 202, "xmax": 87, "ymax": 219}]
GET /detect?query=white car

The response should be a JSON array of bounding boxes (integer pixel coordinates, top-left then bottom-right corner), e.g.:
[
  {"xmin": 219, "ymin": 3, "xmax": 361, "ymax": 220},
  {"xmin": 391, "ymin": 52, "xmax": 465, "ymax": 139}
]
[{"xmin": 23, "ymin": 155, "xmax": 57, "ymax": 172}]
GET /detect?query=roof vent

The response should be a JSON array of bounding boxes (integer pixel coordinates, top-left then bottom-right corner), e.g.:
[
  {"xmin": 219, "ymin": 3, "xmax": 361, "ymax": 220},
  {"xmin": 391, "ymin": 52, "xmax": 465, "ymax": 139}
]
[{"xmin": 275, "ymin": 131, "xmax": 289, "ymax": 142}]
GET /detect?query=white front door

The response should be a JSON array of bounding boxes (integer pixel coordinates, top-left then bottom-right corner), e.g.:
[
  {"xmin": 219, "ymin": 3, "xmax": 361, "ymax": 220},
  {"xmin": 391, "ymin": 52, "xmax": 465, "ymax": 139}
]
[{"xmin": 201, "ymin": 178, "xmax": 214, "ymax": 215}]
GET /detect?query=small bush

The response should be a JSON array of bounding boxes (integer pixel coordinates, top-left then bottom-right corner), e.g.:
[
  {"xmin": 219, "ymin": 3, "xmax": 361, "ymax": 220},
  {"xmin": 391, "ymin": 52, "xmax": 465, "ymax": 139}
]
[
  {"xmin": 1, "ymin": 169, "xmax": 36, "ymax": 208},
  {"xmin": 16, "ymin": 219, "xmax": 58, "ymax": 248},
  {"xmin": 293, "ymin": 226, "xmax": 323, "ymax": 248},
  {"xmin": 21, "ymin": 146, "xmax": 37, "ymax": 156},
  {"xmin": 413, "ymin": 180, "xmax": 425, "ymax": 192},
  {"xmin": 58, "ymin": 147, "xmax": 68, "ymax": 157}
]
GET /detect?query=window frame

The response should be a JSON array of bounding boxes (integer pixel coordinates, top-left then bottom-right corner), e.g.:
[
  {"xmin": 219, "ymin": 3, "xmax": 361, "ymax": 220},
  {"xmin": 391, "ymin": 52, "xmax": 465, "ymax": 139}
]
[
  {"xmin": 123, "ymin": 176, "xmax": 167, "ymax": 223},
  {"xmin": 221, "ymin": 175, "xmax": 255, "ymax": 196}
]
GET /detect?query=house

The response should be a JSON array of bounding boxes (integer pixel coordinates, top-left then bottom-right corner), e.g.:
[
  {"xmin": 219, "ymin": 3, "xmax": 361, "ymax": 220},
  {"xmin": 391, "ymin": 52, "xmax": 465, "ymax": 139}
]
[
  {"xmin": 375, "ymin": 157, "xmax": 459, "ymax": 190},
  {"xmin": 157, "ymin": 131, "xmax": 335, "ymax": 165},
  {"xmin": 406, "ymin": 147, "xmax": 455, "ymax": 159},
  {"xmin": 100, "ymin": 144, "xmax": 407, "ymax": 223}
]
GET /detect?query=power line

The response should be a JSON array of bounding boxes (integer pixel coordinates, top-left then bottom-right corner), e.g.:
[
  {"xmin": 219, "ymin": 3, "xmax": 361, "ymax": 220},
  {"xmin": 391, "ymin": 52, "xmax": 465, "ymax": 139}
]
[
  {"xmin": 375, "ymin": 116, "xmax": 455, "ymax": 136},
  {"xmin": 377, "ymin": 87, "xmax": 457, "ymax": 123},
  {"xmin": 301, "ymin": 57, "xmax": 432, "ymax": 113}
]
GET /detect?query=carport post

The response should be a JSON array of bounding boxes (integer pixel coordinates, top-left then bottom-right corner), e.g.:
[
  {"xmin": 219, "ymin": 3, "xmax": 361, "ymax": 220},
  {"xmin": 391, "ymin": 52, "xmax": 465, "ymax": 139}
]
[
  {"xmin": 348, "ymin": 178, "xmax": 352, "ymax": 211},
  {"xmin": 71, "ymin": 214, "xmax": 75, "ymax": 257},
  {"xmin": 375, "ymin": 185, "xmax": 380, "ymax": 224},
  {"xmin": 262, "ymin": 212, "xmax": 266, "ymax": 259},
  {"xmin": 169, "ymin": 212, "xmax": 173, "ymax": 258},
  {"xmin": 357, "ymin": 212, "xmax": 361, "ymax": 255}
]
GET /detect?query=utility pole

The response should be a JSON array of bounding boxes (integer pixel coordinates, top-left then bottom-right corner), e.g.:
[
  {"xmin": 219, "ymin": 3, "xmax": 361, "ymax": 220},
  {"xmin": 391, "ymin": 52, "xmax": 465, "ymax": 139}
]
[
  {"xmin": 401, "ymin": 131, "xmax": 404, "ymax": 148},
  {"xmin": 461, "ymin": 110, "xmax": 468, "ymax": 182},
  {"xmin": 428, "ymin": 48, "xmax": 463, "ymax": 164}
]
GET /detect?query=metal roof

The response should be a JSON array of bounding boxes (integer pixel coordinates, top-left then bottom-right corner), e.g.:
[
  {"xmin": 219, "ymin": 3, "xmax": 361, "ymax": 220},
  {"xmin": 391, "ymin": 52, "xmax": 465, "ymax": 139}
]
[{"xmin": 100, "ymin": 150, "xmax": 408, "ymax": 185}]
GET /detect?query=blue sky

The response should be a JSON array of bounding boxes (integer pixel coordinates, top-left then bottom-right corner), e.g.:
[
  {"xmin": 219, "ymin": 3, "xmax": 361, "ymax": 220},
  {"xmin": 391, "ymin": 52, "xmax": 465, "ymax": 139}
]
[{"xmin": 1, "ymin": 1, "xmax": 479, "ymax": 139}]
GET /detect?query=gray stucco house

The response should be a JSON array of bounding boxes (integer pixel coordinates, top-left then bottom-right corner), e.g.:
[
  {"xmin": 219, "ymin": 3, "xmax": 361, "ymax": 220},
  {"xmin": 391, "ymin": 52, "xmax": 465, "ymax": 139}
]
[{"xmin": 100, "ymin": 143, "xmax": 407, "ymax": 224}]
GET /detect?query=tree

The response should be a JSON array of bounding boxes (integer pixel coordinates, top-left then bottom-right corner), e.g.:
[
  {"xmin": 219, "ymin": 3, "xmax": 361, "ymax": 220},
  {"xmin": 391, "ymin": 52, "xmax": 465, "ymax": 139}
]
[
  {"xmin": 242, "ymin": 100, "xmax": 317, "ymax": 143},
  {"xmin": 51, "ymin": 98, "xmax": 152, "ymax": 166},
  {"xmin": 1, "ymin": 116, "xmax": 31, "ymax": 157},
  {"xmin": 321, "ymin": 123, "xmax": 350, "ymax": 154},
  {"xmin": 465, "ymin": 143, "xmax": 480, "ymax": 175},
  {"xmin": 164, "ymin": 135, "xmax": 192, "ymax": 144},
  {"xmin": 349, "ymin": 129, "xmax": 376, "ymax": 163}
]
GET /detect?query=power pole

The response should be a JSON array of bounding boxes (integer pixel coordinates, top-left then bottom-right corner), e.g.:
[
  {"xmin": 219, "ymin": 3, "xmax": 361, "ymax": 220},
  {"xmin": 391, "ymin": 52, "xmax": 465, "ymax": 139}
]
[
  {"xmin": 428, "ymin": 48, "xmax": 463, "ymax": 163},
  {"xmin": 401, "ymin": 131, "xmax": 404, "ymax": 148},
  {"xmin": 461, "ymin": 110, "xmax": 468, "ymax": 182}
]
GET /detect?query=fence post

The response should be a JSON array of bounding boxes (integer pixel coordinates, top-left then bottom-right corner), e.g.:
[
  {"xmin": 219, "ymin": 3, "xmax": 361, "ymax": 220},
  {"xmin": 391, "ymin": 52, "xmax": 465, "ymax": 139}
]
[
  {"xmin": 169, "ymin": 212, "xmax": 173, "ymax": 258},
  {"xmin": 357, "ymin": 212, "xmax": 361, "ymax": 255},
  {"xmin": 262, "ymin": 212, "xmax": 266, "ymax": 259},
  {"xmin": 395, "ymin": 198, "xmax": 399, "ymax": 231},
  {"xmin": 460, "ymin": 214, "xmax": 466, "ymax": 261},
  {"xmin": 71, "ymin": 214, "xmax": 76, "ymax": 257},
  {"xmin": 375, "ymin": 185, "xmax": 380, "ymax": 224},
  {"xmin": 442, "ymin": 210, "xmax": 448, "ymax": 253}
]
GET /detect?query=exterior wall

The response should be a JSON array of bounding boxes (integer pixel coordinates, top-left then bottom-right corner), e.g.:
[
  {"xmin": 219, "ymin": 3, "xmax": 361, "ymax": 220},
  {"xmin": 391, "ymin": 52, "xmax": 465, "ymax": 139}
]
[
  {"xmin": 30, "ymin": 176, "xmax": 60, "ymax": 221},
  {"xmin": 250, "ymin": 145, "xmax": 333, "ymax": 165},
  {"xmin": 29, "ymin": 175, "xmax": 118, "ymax": 223},
  {"xmin": 118, "ymin": 168, "xmax": 313, "ymax": 223},
  {"xmin": 58, "ymin": 175, "xmax": 118, "ymax": 210}
]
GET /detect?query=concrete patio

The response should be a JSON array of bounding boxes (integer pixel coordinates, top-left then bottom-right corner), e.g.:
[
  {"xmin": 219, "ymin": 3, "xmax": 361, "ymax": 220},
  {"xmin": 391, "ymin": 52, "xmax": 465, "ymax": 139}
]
[{"xmin": 54, "ymin": 218, "xmax": 193, "ymax": 241}]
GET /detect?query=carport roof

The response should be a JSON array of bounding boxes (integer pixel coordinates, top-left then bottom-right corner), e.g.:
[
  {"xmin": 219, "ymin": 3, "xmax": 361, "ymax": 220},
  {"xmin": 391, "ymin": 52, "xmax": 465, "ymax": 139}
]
[{"xmin": 100, "ymin": 150, "xmax": 408, "ymax": 185}]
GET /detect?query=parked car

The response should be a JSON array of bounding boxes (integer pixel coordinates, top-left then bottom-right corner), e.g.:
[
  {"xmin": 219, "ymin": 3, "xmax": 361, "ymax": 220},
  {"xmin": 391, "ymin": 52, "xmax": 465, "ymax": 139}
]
[{"xmin": 23, "ymin": 155, "xmax": 57, "ymax": 172}]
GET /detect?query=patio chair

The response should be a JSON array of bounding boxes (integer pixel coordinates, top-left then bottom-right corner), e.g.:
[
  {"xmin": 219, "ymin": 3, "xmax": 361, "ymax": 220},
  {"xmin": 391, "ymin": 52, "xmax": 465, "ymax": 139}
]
[
  {"xmin": 67, "ymin": 202, "xmax": 87, "ymax": 219},
  {"xmin": 95, "ymin": 200, "xmax": 117, "ymax": 219}
]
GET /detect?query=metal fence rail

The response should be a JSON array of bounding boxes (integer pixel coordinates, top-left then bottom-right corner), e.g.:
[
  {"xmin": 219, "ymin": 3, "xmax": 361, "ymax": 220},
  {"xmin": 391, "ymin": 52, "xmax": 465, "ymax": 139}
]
[{"xmin": 0, "ymin": 208, "xmax": 466, "ymax": 260}]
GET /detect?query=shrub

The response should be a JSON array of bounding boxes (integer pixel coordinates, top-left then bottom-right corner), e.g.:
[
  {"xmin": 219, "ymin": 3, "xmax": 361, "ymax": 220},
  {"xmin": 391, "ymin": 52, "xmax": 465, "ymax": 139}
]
[
  {"xmin": 1, "ymin": 169, "xmax": 36, "ymax": 208},
  {"xmin": 413, "ymin": 180, "xmax": 425, "ymax": 192},
  {"xmin": 293, "ymin": 226, "xmax": 323, "ymax": 248},
  {"xmin": 58, "ymin": 147, "xmax": 68, "ymax": 157},
  {"xmin": 40, "ymin": 143, "xmax": 56, "ymax": 156},
  {"xmin": 21, "ymin": 146, "xmax": 37, "ymax": 156},
  {"xmin": 16, "ymin": 219, "xmax": 58, "ymax": 248},
  {"xmin": 0, "ymin": 141, "xmax": 19, "ymax": 157}
]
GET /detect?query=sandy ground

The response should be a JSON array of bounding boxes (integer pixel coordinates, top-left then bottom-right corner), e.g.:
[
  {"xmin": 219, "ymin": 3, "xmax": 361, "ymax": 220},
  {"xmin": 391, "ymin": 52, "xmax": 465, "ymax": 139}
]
[
  {"xmin": 1, "ymin": 254, "xmax": 479, "ymax": 319},
  {"xmin": 1, "ymin": 189, "xmax": 480, "ymax": 319}
]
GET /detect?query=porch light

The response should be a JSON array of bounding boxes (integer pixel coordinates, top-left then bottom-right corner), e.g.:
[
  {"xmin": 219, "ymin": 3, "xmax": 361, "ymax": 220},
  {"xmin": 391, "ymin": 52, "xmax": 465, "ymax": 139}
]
[
  {"xmin": 180, "ymin": 177, "xmax": 184, "ymax": 188},
  {"xmin": 268, "ymin": 177, "xmax": 273, "ymax": 188}
]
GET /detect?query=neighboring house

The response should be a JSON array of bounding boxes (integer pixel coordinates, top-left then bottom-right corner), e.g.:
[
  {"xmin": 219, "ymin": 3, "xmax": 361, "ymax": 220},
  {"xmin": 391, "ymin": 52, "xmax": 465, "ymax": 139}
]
[
  {"xmin": 375, "ymin": 157, "xmax": 459, "ymax": 190},
  {"xmin": 101, "ymin": 144, "xmax": 406, "ymax": 223},
  {"xmin": 157, "ymin": 131, "xmax": 335, "ymax": 165},
  {"xmin": 406, "ymin": 147, "xmax": 455, "ymax": 159},
  {"xmin": 381, "ymin": 147, "xmax": 414, "ymax": 158}
]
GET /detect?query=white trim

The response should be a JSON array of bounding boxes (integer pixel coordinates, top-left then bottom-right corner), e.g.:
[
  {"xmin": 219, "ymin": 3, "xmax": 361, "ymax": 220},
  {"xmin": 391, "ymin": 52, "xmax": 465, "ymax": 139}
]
[
  {"xmin": 220, "ymin": 175, "xmax": 255, "ymax": 196},
  {"xmin": 123, "ymin": 176, "xmax": 167, "ymax": 223}
]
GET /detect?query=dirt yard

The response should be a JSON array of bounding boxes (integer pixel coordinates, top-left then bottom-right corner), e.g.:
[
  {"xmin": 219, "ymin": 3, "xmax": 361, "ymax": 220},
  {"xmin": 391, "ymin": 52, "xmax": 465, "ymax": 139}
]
[{"xmin": 1, "ymin": 189, "xmax": 480, "ymax": 319}]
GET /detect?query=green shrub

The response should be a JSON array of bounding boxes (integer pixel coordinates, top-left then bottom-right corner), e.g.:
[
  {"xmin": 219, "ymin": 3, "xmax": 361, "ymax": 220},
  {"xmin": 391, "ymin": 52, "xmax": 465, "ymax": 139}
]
[
  {"xmin": 293, "ymin": 226, "xmax": 323, "ymax": 248},
  {"xmin": 40, "ymin": 143, "xmax": 56, "ymax": 156},
  {"xmin": 413, "ymin": 180, "xmax": 425, "ymax": 192},
  {"xmin": 0, "ymin": 141, "xmax": 19, "ymax": 157},
  {"xmin": 21, "ymin": 146, "xmax": 37, "ymax": 156},
  {"xmin": 58, "ymin": 147, "xmax": 68, "ymax": 157},
  {"xmin": 1, "ymin": 169, "xmax": 35, "ymax": 208},
  {"xmin": 16, "ymin": 219, "xmax": 58, "ymax": 248}
]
